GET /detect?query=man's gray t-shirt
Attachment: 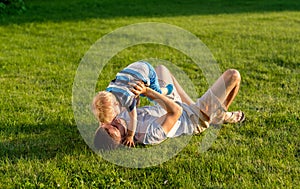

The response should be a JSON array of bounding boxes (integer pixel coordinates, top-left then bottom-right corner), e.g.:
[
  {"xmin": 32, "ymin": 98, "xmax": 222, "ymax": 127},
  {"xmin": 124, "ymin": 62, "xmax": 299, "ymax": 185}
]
[{"xmin": 117, "ymin": 103, "xmax": 195, "ymax": 145}]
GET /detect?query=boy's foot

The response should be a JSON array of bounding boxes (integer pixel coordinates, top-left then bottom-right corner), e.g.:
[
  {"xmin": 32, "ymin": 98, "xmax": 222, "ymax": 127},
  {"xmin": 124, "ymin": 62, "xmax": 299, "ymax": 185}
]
[{"xmin": 166, "ymin": 84, "xmax": 173, "ymax": 95}]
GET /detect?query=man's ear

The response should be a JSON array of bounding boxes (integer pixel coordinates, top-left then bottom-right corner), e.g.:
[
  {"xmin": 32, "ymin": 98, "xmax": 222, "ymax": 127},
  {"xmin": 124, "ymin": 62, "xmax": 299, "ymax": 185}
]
[{"xmin": 107, "ymin": 127, "xmax": 121, "ymax": 143}]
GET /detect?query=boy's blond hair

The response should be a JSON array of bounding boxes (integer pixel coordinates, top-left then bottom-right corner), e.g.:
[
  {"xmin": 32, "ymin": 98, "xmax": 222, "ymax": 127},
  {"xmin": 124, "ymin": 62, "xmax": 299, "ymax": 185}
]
[{"xmin": 92, "ymin": 91, "xmax": 116, "ymax": 124}]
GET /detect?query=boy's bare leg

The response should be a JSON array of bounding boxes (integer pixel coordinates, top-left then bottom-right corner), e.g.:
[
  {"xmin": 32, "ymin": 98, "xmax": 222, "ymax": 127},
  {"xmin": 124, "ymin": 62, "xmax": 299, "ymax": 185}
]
[
  {"xmin": 155, "ymin": 65, "xmax": 194, "ymax": 105},
  {"xmin": 155, "ymin": 65, "xmax": 173, "ymax": 85},
  {"xmin": 171, "ymin": 74, "xmax": 195, "ymax": 105}
]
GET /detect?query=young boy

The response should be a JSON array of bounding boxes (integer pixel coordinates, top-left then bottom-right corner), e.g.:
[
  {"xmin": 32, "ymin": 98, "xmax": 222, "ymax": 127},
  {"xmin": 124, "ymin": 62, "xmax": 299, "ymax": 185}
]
[{"xmin": 92, "ymin": 61, "xmax": 173, "ymax": 147}]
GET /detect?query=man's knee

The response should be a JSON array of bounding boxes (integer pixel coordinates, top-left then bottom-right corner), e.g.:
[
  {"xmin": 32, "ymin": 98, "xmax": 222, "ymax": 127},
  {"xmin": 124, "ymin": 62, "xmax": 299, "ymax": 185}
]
[{"xmin": 226, "ymin": 69, "xmax": 241, "ymax": 82}]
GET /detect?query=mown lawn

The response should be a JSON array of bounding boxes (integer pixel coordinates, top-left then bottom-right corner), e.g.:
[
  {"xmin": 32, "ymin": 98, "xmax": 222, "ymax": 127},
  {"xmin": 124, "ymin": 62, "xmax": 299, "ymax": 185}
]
[{"xmin": 0, "ymin": 0, "xmax": 299, "ymax": 188}]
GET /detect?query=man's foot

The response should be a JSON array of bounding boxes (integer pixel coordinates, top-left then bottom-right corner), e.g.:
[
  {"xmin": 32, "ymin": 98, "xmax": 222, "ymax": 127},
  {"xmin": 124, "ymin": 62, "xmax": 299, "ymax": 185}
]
[{"xmin": 224, "ymin": 111, "xmax": 245, "ymax": 124}]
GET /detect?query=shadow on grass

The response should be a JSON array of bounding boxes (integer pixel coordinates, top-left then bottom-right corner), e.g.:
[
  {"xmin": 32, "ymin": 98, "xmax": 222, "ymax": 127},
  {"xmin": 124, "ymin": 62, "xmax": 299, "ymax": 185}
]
[
  {"xmin": 0, "ymin": 122, "xmax": 88, "ymax": 161},
  {"xmin": 1, "ymin": 0, "xmax": 300, "ymax": 25}
]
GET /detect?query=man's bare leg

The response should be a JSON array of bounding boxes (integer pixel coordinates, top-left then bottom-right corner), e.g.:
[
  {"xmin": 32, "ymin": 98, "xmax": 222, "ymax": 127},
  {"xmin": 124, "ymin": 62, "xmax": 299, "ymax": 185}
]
[
  {"xmin": 156, "ymin": 66, "xmax": 243, "ymax": 123},
  {"xmin": 210, "ymin": 69, "xmax": 243, "ymax": 122}
]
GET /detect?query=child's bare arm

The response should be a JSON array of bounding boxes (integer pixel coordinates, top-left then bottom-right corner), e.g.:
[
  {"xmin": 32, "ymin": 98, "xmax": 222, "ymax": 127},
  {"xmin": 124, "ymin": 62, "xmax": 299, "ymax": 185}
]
[{"xmin": 123, "ymin": 107, "xmax": 137, "ymax": 147}]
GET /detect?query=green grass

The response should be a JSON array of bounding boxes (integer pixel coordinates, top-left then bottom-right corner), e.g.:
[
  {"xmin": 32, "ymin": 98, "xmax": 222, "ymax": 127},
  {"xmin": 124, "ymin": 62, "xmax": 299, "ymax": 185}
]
[{"xmin": 1, "ymin": 0, "xmax": 300, "ymax": 188}]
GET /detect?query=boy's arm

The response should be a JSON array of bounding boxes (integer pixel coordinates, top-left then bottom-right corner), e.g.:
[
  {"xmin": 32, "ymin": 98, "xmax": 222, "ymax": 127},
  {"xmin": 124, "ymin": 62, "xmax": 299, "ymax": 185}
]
[{"xmin": 123, "ymin": 106, "xmax": 137, "ymax": 147}]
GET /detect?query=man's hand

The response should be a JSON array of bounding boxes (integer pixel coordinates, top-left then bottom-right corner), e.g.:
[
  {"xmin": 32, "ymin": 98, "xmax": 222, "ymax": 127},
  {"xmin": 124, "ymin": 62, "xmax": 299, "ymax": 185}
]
[
  {"xmin": 123, "ymin": 135, "xmax": 135, "ymax": 147},
  {"xmin": 130, "ymin": 81, "xmax": 147, "ymax": 97},
  {"xmin": 136, "ymin": 96, "xmax": 140, "ymax": 107}
]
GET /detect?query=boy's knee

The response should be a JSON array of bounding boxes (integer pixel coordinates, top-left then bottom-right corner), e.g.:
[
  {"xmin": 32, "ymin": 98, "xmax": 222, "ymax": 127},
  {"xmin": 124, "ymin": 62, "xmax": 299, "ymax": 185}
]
[{"xmin": 155, "ymin": 64, "xmax": 166, "ymax": 70}]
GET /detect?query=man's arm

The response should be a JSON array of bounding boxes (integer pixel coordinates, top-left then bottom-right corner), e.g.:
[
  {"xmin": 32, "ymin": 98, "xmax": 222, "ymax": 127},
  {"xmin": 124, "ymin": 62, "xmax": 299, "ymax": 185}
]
[{"xmin": 131, "ymin": 82, "xmax": 182, "ymax": 134}]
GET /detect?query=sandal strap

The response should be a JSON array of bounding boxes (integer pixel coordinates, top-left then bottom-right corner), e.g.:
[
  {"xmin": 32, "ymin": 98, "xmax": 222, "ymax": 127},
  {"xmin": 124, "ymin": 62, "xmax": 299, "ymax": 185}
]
[{"xmin": 224, "ymin": 111, "xmax": 245, "ymax": 124}]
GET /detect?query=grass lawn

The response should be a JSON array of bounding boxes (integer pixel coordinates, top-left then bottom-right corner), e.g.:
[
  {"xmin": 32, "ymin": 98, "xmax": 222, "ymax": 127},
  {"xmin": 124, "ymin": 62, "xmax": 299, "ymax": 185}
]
[{"xmin": 0, "ymin": 0, "xmax": 299, "ymax": 188}]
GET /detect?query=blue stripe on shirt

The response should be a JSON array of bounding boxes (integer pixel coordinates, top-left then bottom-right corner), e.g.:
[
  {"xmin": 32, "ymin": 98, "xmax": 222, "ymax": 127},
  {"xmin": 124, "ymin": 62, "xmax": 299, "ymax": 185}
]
[
  {"xmin": 106, "ymin": 87, "xmax": 131, "ymax": 98},
  {"xmin": 119, "ymin": 69, "xmax": 147, "ymax": 84},
  {"xmin": 106, "ymin": 87, "xmax": 136, "ymax": 112},
  {"xmin": 116, "ymin": 75, "xmax": 130, "ymax": 83}
]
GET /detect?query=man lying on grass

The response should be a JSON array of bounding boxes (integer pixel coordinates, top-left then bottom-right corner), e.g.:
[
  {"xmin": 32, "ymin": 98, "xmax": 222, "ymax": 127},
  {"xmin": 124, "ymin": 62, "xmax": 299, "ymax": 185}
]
[{"xmin": 92, "ymin": 65, "xmax": 245, "ymax": 150}]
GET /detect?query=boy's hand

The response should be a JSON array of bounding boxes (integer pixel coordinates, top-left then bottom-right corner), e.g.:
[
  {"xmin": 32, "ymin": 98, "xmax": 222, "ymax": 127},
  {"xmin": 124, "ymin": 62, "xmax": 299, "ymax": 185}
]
[{"xmin": 123, "ymin": 135, "xmax": 135, "ymax": 147}]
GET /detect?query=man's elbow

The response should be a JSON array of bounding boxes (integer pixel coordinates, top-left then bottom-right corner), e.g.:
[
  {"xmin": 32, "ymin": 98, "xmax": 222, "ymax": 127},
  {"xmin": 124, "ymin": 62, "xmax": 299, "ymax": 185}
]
[{"xmin": 174, "ymin": 105, "xmax": 183, "ymax": 119}]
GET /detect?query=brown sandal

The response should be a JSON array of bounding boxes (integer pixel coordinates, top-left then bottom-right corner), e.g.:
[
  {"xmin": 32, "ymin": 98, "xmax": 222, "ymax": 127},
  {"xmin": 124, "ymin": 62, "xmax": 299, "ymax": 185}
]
[{"xmin": 224, "ymin": 111, "xmax": 245, "ymax": 124}]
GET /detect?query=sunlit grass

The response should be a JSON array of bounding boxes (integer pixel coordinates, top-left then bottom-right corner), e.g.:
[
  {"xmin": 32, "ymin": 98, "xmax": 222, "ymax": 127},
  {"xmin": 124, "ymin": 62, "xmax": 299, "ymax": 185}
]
[{"xmin": 0, "ymin": 0, "xmax": 299, "ymax": 188}]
